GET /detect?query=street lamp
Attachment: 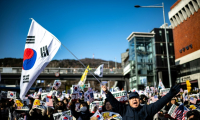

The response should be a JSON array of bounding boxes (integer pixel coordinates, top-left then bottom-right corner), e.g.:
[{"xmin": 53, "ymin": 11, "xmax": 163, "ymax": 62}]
[
  {"xmin": 101, "ymin": 62, "xmax": 109, "ymax": 68},
  {"xmin": 135, "ymin": 2, "xmax": 172, "ymax": 87}
]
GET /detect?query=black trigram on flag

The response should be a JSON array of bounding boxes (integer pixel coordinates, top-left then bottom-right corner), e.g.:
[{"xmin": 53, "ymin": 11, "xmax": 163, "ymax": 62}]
[
  {"xmin": 26, "ymin": 36, "xmax": 35, "ymax": 44},
  {"xmin": 23, "ymin": 75, "xmax": 29, "ymax": 83},
  {"xmin": 40, "ymin": 45, "xmax": 49, "ymax": 57}
]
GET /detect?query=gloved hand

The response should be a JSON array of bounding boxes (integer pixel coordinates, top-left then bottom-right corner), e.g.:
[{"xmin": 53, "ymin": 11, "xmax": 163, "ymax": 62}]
[{"xmin": 169, "ymin": 84, "xmax": 180, "ymax": 95}]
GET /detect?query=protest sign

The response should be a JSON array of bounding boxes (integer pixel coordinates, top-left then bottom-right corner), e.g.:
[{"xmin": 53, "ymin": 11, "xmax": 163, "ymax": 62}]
[
  {"xmin": 87, "ymin": 90, "xmax": 94, "ymax": 103},
  {"xmin": 46, "ymin": 97, "xmax": 53, "ymax": 107},
  {"xmin": 72, "ymin": 85, "xmax": 80, "ymax": 93},
  {"xmin": 53, "ymin": 110, "xmax": 72, "ymax": 120},
  {"xmin": 91, "ymin": 110, "xmax": 103, "ymax": 120},
  {"xmin": 7, "ymin": 91, "xmax": 16, "ymax": 99},
  {"xmin": 101, "ymin": 112, "xmax": 121, "ymax": 120},
  {"xmin": 160, "ymin": 88, "xmax": 170, "ymax": 95},
  {"xmin": 33, "ymin": 105, "xmax": 46, "ymax": 110},
  {"xmin": 53, "ymin": 80, "xmax": 61, "ymax": 90},
  {"xmin": 94, "ymin": 93, "xmax": 101, "ymax": 100},
  {"xmin": 111, "ymin": 90, "xmax": 128, "ymax": 103},
  {"xmin": 168, "ymin": 104, "xmax": 178, "ymax": 119},
  {"xmin": 90, "ymin": 101, "xmax": 103, "ymax": 112},
  {"xmin": 15, "ymin": 99, "xmax": 24, "ymax": 110},
  {"xmin": 16, "ymin": 106, "xmax": 30, "ymax": 111},
  {"xmin": 75, "ymin": 103, "xmax": 80, "ymax": 111},
  {"xmin": 32, "ymin": 99, "xmax": 41, "ymax": 108},
  {"xmin": 41, "ymin": 92, "xmax": 48, "ymax": 100},
  {"xmin": 15, "ymin": 99, "xmax": 29, "ymax": 111},
  {"xmin": 71, "ymin": 93, "xmax": 79, "ymax": 102}
]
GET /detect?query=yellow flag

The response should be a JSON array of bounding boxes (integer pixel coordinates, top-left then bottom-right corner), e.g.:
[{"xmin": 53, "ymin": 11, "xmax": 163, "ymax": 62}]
[
  {"xmin": 186, "ymin": 80, "xmax": 191, "ymax": 92},
  {"xmin": 78, "ymin": 65, "xmax": 89, "ymax": 88},
  {"xmin": 15, "ymin": 99, "xmax": 24, "ymax": 107},
  {"xmin": 33, "ymin": 99, "xmax": 41, "ymax": 106}
]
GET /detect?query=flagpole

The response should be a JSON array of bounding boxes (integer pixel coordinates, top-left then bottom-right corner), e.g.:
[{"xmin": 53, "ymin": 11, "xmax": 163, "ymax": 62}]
[
  {"xmin": 60, "ymin": 43, "xmax": 101, "ymax": 83},
  {"xmin": 28, "ymin": 18, "xmax": 100, "ymax": 84}
]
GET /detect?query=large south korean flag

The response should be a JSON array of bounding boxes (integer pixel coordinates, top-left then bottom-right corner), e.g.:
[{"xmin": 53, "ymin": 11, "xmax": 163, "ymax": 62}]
[{"xmin": 20, "ymin": 19, "xmax": 61, "ymax": 100}]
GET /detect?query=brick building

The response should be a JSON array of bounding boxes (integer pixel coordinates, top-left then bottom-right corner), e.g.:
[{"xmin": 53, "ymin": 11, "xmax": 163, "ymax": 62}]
[{"xmin": 168, "ymin": 0, "xmax": 200, "ymax": 88}]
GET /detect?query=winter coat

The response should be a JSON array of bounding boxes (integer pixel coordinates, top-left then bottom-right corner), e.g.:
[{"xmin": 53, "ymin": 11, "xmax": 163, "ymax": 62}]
[
  {"xmin": 106, "ymin": 90, "xmax": 176, "ymax": 120},
  {"xmin": 70, "ymin": 103, "xmax": 93, "ymax": 120}
]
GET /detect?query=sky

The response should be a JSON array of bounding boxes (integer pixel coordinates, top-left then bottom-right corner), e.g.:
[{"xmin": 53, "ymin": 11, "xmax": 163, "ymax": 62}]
[{"xmin": 0, "ymin": 0, "xmax": 177, "ymax": 63}]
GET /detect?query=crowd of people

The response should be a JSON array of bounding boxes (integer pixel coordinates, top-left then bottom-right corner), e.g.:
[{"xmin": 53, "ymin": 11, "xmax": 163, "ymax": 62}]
[{"xmin": 0, "ymin": 84, "xmax": 200, "ymax": 120}]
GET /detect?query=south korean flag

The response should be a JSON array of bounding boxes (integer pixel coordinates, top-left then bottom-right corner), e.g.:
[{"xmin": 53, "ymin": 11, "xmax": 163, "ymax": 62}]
[
  {"xmin": 20, "ymin": 19, "xmax": 61, "ymax": 100},
  {"xmin": 53, "ymin": 80, "xmax": 61, "ymax": 90},
  {"xmin": 73, "ymin": 85, "xmax": 80, "ymax": 93},
  {"xmin": 7, "ymin": 91, "xmax": 16, "ymax": 99},
  {"xmin": 94, "ymin": 64, "xmax": 104, "ymax": 77}
]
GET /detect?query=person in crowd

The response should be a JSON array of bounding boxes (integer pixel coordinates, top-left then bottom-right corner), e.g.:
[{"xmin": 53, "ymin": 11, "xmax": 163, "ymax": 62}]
[
  {"xmin": 29, "ymin": 107, "xmax": 48, "ymax": 120},
  {"xmin": 102, "ymin": 99, "xmax": 115, "ymax": 112},
  {"xmin": 55, "ymin": 101, "xmax": 66, "ymax": 112},
  {"xmin": 63, "ymin": 98, "xmax": 69, "ymax": 110},
  {"xmin": 186, "ymin": 110, "xmax": 200, "ymax": 120},
  {"xmin": 0, "ymin": 99, "xmax": 9, "ymax": 120},
  {"xmin": 101, "ymin": 84, "xmax": 180, "ymax": 120},
  {"xmin": 71, "ymin": 101, "xmax": 93, "ymax": 120},
  {"xmin": 46, "ymin": 106, "xmax": 54, "ymax": 120}
]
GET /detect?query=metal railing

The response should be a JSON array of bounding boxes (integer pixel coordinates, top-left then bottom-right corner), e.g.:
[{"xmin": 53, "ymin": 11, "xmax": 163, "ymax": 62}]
[{"xmin": 0, "ymin": 67, "xmax": 123, "ymax": 74}]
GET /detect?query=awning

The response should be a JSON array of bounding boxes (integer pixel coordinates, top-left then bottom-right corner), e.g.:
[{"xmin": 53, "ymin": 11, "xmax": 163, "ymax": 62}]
[{"xmin": 181, "ymin": 80, "xmax": 198, "ymax": 85}]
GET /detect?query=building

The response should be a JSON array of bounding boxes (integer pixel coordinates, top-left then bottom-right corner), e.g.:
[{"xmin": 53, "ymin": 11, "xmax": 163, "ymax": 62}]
[
  {"xmin": 168, "ymin": 0, "xmax": 200, "ymax": 88},
  {"xmin": 151, "ymin": 26, "xmax": 177, "ymax": 88},
  {"xmin": 123, "ymin": 24, "xmax": 177, "ymax": 90},
  {"xmin": 121, "ymin": 49, "xmax": 130, "ymax": 90},
  {"xmin": 126, "ymin": 32, "xmax": 155, "ymax": 90}
]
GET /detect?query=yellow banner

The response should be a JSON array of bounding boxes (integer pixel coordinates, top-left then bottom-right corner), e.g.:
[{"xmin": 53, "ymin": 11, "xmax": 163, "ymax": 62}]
[
  {"xmin": 80, "ymin": 65, "xmax": 89, "ymax": 82},
  {"xmin": 15, "ymin": 99, "xmax": 24, "ymax": 107},
  {"xmin": 78, "ymin": 65, "xmax": 89, "ymax": 88}
]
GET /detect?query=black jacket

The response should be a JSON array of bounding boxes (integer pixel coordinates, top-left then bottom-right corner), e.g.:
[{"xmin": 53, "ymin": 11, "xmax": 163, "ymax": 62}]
[
  {"xmin": 106, "ymin": 91, "xmax": 176, "ymax": 120},
  {"xmin": 70, "ymin": 103, "xmax": 93, "ymax": 120}
]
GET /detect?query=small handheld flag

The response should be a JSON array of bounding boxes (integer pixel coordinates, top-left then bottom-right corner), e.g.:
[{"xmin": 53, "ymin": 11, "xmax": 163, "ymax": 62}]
[{"xmin": 94, "ymin": 64, "xmax": 104, "ymax": 77}]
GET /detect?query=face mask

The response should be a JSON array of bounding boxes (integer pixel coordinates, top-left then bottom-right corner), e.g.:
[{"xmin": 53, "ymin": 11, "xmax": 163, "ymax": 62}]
[{"xmin": 80, "ymin": 106, "xmax": 87, "ymax": 112}]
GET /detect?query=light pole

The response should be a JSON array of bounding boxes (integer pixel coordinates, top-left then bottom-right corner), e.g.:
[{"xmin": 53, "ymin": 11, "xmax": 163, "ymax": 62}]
[
  {"xmin": 115, "ymin": 57, "xmax": 117, "ymax": 69},
  {"xmin": 101, "ymin": 62, "xmax": 109, "ymax": 68},
  {"xmin": 135, "ymin": 2, "xmax": 172, "ymax": 87}
]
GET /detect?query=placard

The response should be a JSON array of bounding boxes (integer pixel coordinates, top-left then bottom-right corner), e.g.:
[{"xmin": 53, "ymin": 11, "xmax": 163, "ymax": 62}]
[
  {"xmin": 168, "ymin": 104, "xmax": 178, "ymax": 119},
  {"xmin": 101, "ymin": 112, "xmax": 121, "ymax": 120},
  {"xmin": 160, "ymin": 88, "xmax": 170, "ymax": 95},
  {"xmin": 41, "ymin": 92, "xmax": 48, "ymax": 100},
  {"xmin": 89, "ymin": 101, "xmax": 103, "ymax": 112},
  {"xmin": 112, "ymin": 90, "xmax": 128, "ymax": 103},
  {"xmin": 7, "ymin": 91, "xmax": 16, "ymax": 99},
  {"xmin": 53, "ymin": 110, "xmax": 72, "ymax": 120}
]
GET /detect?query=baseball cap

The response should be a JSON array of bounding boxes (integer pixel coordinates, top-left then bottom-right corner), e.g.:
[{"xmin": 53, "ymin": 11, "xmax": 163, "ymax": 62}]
[{"xmin": 129, "ymin": 92, "xmax": 139, "ymax": 99}]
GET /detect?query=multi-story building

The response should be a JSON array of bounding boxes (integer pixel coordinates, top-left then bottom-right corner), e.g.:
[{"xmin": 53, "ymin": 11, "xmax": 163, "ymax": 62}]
[
  {"xmin": 168, "ymin": 0, "xmax": 200, "ymax": 88},
  {"xmin": 151, "ymin": 26, "xmax": 177, "ymax": 88},
  {"xmin": 123, "ymin": 24, "xmax": 177, "ymax": 90},
  {"xmin": 126, "ymin": 32, "xmax": 155, "ymax": 90}
]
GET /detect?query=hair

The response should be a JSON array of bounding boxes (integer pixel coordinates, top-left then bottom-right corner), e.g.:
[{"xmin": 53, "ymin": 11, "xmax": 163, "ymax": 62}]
[{"xmin": 80, "ymin": 102, "xmax": 89, "ymax": 112}]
